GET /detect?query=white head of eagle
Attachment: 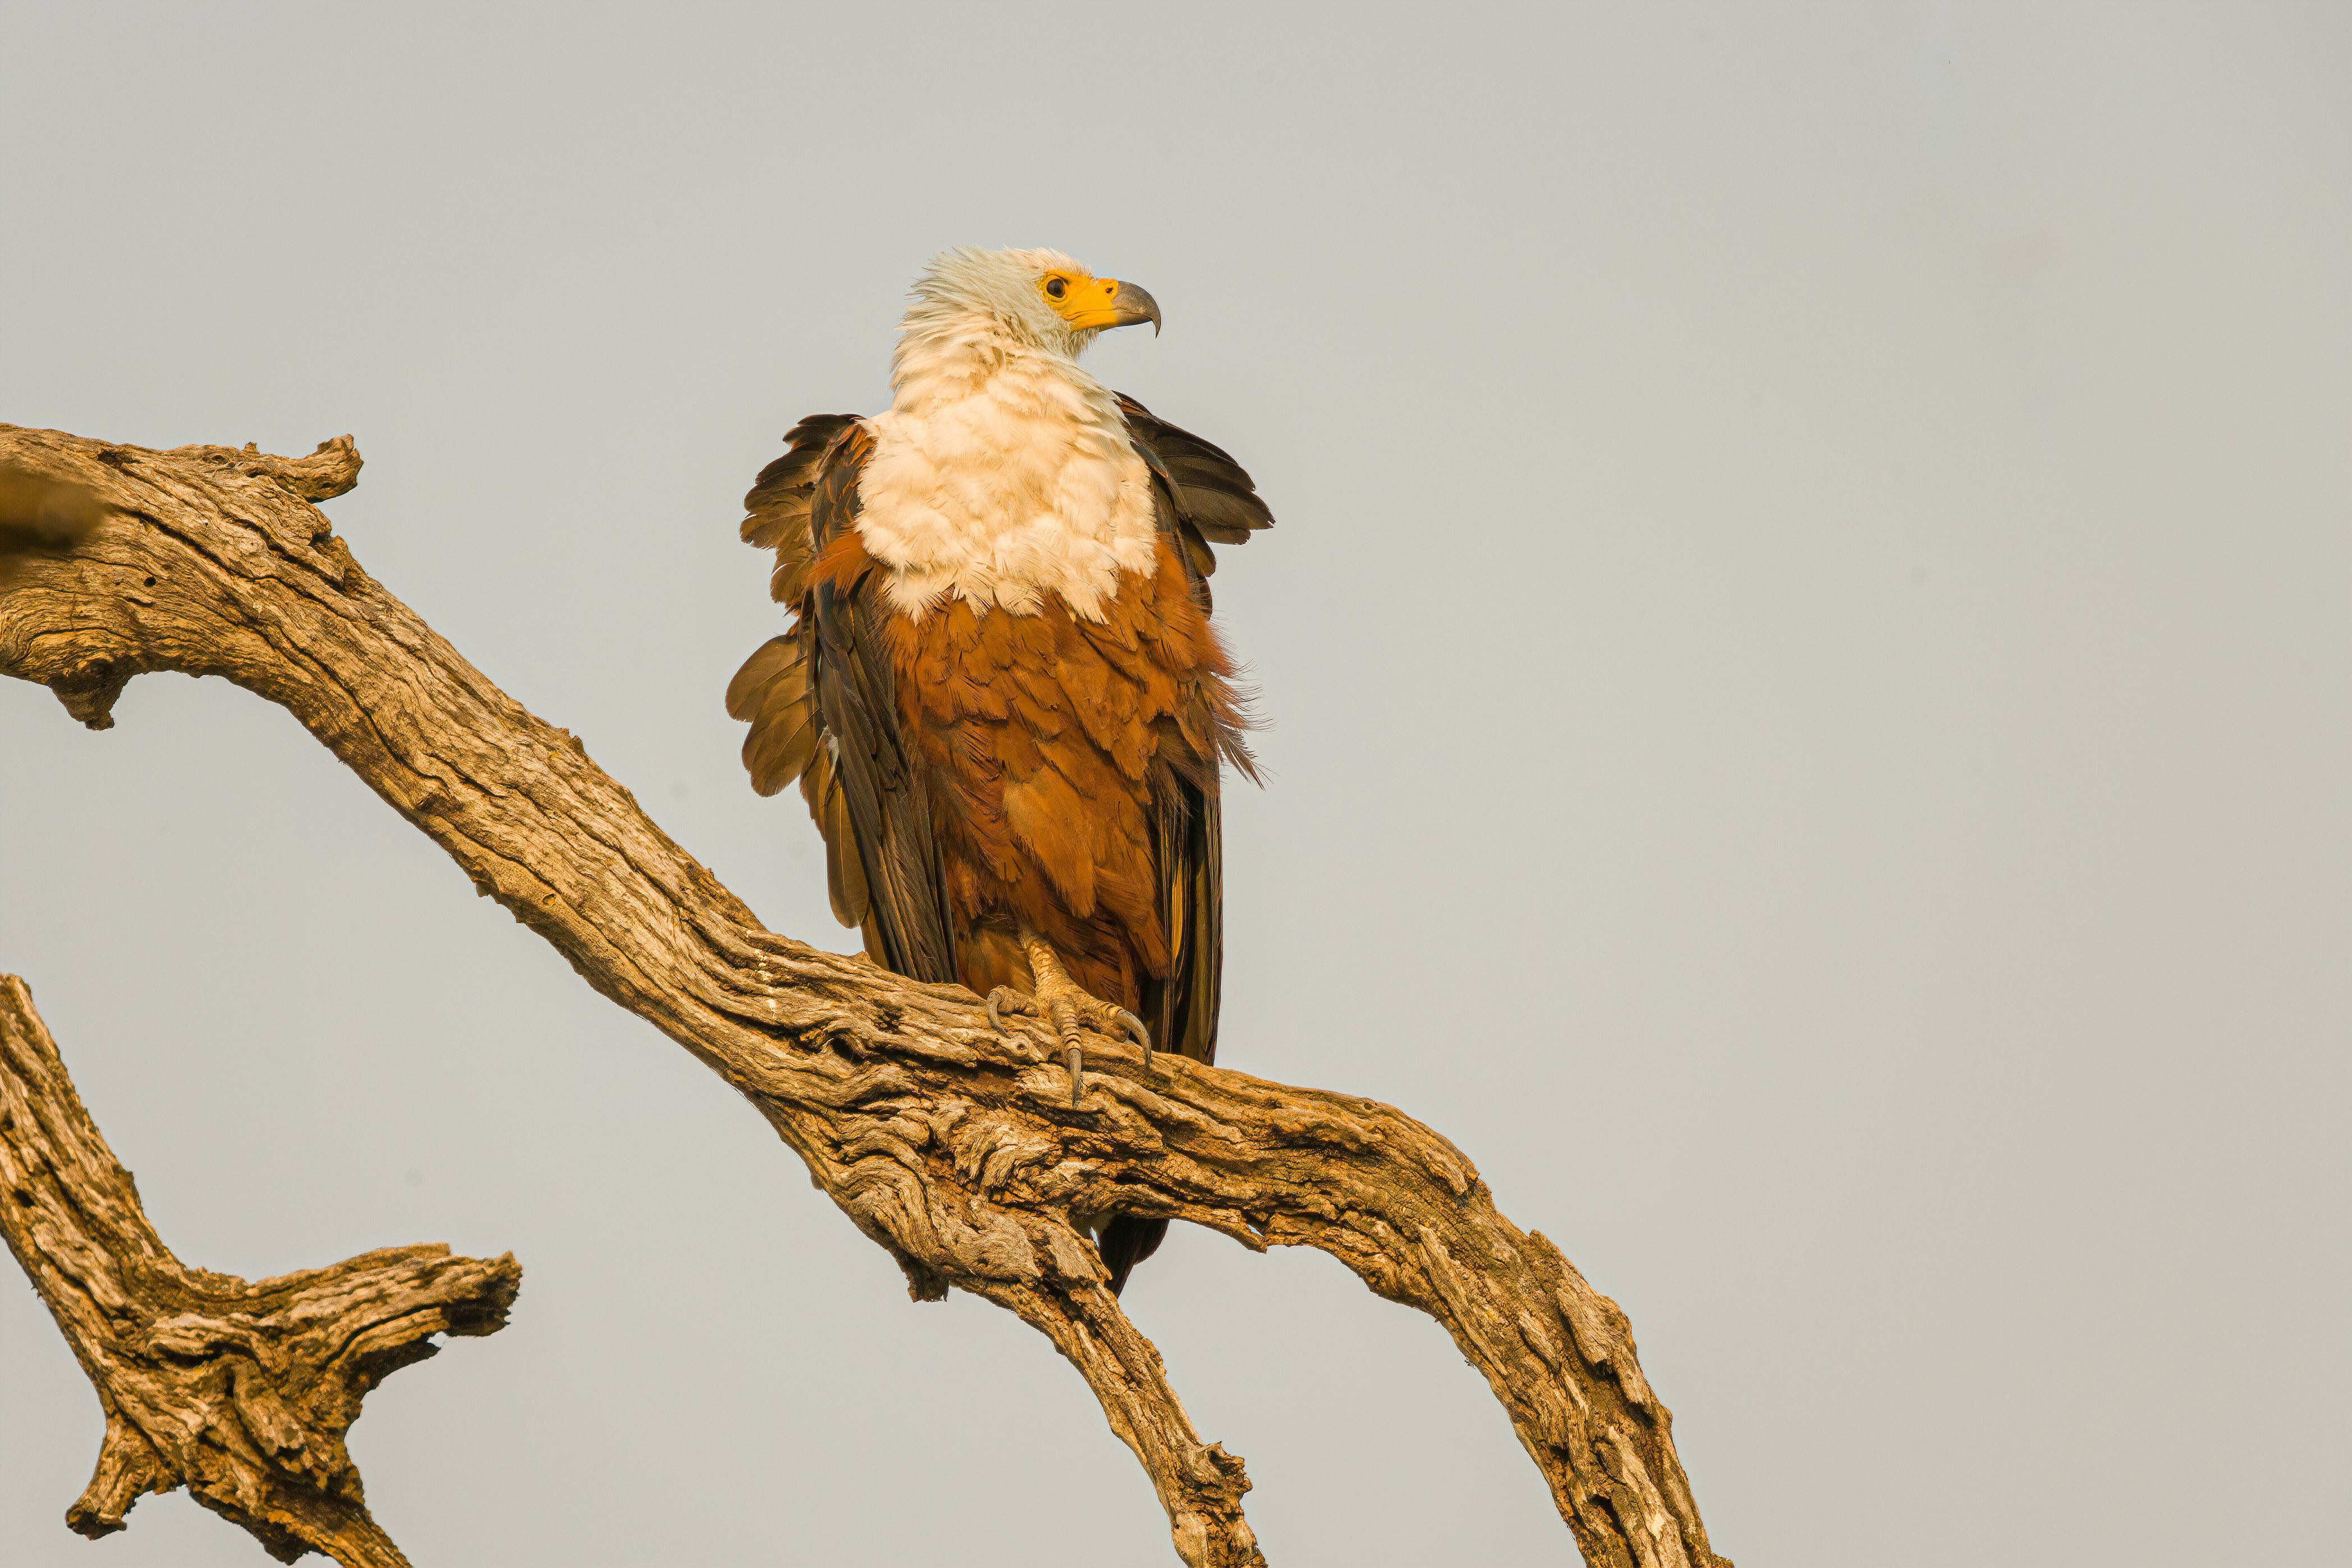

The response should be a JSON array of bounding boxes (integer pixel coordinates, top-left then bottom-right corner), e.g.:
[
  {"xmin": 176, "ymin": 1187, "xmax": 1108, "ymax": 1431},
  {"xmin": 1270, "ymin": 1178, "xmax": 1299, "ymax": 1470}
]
[
  {"xmin": 896, "ymin": 246, "xmax": 1162, "ymax": 368},
  {"xmin": 861, "ymin": 249, "xmax": 1170, "ymax": 622}
]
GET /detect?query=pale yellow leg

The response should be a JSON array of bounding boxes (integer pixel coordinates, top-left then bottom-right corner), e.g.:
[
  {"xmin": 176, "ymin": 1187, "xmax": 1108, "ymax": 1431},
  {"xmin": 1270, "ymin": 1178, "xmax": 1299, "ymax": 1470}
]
[{"xmin": 986, "ymin": 929, "xmax": 1151, "ymax": 1105}]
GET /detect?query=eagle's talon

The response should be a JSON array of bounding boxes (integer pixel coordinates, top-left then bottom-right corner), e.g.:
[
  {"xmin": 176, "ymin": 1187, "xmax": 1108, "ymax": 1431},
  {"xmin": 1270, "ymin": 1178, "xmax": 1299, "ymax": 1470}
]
[
  {"xmin": 1006, "ymin": 930, "xmax": 1150, "ymax": 1106},
  {"xmin": 1113, "ymin": 1008, "xmax": 1153, "ymax": 1070}
]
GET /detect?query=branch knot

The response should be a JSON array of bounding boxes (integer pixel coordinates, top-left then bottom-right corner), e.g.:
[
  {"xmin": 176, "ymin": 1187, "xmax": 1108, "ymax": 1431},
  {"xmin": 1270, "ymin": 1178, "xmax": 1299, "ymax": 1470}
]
[{"xmin": 169, "ymin": 435, "xmax": 364, "ymax": 502}]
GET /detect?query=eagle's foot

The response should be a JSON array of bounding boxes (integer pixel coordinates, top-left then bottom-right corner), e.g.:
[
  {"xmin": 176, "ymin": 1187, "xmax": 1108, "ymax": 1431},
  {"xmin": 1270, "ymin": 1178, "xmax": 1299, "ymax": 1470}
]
[{"xmin": 989, "ymin": 937, "xmax": 1149, "ymax": 1106}]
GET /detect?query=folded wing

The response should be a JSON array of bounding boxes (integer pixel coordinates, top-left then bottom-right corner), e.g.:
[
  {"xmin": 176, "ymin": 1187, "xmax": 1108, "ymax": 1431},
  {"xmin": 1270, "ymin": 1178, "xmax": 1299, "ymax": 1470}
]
[
  {"xmin": 1118, "ymin": 394, "xmax": 1275, "ymax": 1069},
  {"xmin": 727, "ymin": 417, "xmax": 958, "ymax": 982}
]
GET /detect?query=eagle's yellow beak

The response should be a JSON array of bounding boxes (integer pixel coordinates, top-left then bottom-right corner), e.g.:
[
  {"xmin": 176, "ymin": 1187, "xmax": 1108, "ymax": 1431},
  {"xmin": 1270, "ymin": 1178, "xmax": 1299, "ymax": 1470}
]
[{"xmin": 1045, "ymin": 275, "xmax": 1162, "ymax": 336}]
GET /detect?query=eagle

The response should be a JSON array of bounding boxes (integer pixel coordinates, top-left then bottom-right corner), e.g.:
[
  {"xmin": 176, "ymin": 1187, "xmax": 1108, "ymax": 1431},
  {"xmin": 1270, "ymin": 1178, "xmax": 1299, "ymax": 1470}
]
[{"xmin": 726, "ymin": 248, "xmax": 1272, "ymax": 1291}]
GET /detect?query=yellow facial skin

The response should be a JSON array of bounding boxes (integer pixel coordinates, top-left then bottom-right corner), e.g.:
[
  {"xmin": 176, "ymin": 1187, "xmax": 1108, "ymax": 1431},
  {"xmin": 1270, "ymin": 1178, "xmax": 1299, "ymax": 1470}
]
[
  {"xmin": 1040, "ymin": 269, "xmax": 1161, "ymax": 334},
  {"xmin": 1040, "ymin": 270, "xmax": 1125, "ymax": 328}
]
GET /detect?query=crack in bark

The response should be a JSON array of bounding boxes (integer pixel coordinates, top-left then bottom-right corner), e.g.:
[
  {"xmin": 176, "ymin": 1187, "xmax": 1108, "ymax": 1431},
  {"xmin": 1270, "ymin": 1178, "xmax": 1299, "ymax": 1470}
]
[{"xmin": 0, "ymin": 423, "xmax": 1732, "ymax": 1567}]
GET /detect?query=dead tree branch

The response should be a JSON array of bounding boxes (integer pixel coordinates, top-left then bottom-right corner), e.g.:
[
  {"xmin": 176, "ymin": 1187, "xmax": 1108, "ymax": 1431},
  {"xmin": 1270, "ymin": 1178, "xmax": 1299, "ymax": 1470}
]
[
  {"xmin": 0, "ymin": 976, "xmax": 520, "ymax": 1566},
  {"xmin": 0, "ymin": 424, "xmax": 1729, "ymax": 1568}
]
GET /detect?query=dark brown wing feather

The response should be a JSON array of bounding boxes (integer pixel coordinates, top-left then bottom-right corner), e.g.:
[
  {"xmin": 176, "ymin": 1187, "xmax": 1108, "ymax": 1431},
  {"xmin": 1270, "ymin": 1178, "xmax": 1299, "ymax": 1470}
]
[
  {"xmin": 1104, "ymin": 756, "xmax": 1222, "ymax": 1292},
  {"xmin": 1119, "ymin": 392, "xmax": 1272, "ymax": 1072},
  {"xmin": 1137, "ymin": 765, "xmax": 1225, "ymax": 1070},
  {"xmin": 1099, "ymin": 396, "xmax": 1273, "ymax": 1290},
  {"xmin": 742, "ymin": 414, "xmax": 858, "ymax": 604},
  {"xmin": 729, "ymin": 418, "xmax": 957, "ymax": 982},
  {"xmin": 807, "ymin": 425, "xmax": 958, "ymax": 982},
  {"xmin": 1116, "ymin": 392, "xmax": 1276, "ymax": 570}
]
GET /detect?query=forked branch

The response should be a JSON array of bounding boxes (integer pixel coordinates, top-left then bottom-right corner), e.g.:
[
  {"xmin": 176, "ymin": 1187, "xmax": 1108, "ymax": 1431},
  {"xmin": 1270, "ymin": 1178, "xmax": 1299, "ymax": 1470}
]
[
  {"xmin": 0, "ymin": 977, "xmax": 519, "ymax": 1567},
  {"xmin": 0, "ymin": 426, "xmax": 1728, "ymax": 1568}
]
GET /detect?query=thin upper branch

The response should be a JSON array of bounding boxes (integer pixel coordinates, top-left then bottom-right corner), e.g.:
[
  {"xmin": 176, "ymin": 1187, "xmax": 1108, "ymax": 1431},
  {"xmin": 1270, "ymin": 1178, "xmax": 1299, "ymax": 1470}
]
[
  {"xmin": 0, "ymin": 425, "xmax": 1729, "ymax": 1568},
  {"xmin": 0, "ymin": 976, "xmax": 519, "ymax": 1566}
]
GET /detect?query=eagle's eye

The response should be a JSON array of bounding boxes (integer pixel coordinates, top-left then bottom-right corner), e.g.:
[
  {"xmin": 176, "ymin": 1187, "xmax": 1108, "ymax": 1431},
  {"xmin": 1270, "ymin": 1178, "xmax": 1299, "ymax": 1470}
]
[{"xmin": 1044, "ymin": 276, "xmax": 1068, "ymax": 299}]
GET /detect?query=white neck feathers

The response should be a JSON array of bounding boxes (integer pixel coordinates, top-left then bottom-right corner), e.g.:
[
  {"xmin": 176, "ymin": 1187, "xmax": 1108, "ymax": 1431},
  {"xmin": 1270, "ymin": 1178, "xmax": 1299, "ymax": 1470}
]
[{"xmin": 854, "ymin": 312, "xmax": 1161, "ymax": 621}]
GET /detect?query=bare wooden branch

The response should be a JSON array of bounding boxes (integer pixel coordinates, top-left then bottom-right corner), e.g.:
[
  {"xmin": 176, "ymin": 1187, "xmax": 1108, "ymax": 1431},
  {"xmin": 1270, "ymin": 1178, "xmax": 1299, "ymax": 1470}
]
[
  {"xmin": 0, "ymin": 424, "xmax": 1730, "ymax": 1568},
  {"xmin": 0, "ymin": 976, "xmax": 520, "ymax": 1566}
]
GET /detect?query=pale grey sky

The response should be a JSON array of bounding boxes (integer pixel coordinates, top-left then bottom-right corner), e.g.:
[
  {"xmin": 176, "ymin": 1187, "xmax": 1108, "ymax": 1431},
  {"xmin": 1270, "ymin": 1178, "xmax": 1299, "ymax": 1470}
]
[{"xmin": 2, "ymin": 3, "xmax": 2345, "ymax": 1565}]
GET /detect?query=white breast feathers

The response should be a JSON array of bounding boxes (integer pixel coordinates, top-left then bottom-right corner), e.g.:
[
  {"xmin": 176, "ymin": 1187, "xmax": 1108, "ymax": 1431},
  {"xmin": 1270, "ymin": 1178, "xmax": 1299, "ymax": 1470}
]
[{"xmin": 853, "ymin": 317, "xmax": 1162, "ymax": 622}]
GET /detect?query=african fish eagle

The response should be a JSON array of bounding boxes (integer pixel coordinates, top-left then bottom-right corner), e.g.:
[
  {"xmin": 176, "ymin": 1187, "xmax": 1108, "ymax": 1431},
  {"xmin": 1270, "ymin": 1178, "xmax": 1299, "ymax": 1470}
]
[{"xmin": 726, "ymin": 247, "xmax": 1272, "ymax": 1292}]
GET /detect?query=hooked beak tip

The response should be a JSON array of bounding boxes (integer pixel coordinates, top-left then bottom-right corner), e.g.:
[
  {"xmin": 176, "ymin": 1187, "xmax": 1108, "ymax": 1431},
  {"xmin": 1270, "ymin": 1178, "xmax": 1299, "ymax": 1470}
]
[{"xmin": 1109, "ymin": 279, "xmax": 1162, "ymax": 338}]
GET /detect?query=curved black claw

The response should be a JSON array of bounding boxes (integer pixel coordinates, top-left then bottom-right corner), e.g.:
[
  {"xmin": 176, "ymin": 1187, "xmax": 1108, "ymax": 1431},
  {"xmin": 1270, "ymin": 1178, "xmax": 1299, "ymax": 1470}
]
[
  {"xmin": 1113, "ymin": 1008, "xmax": 1153, "ymax": 1071},
  {"xmin": 994, "ymin": 939, "xmax": 1153, "ymax": 1107}
]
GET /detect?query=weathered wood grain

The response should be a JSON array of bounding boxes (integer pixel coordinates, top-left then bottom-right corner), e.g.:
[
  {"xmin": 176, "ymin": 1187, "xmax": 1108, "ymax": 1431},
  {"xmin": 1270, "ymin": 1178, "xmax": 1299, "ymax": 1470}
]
[
  {"xmin": 0, "ymin": 425, "xmax": 1729, "ymax": 1568},
  {"xmin": 0, "ymin": 977, "xmax": 519, "ymax": 1566}
]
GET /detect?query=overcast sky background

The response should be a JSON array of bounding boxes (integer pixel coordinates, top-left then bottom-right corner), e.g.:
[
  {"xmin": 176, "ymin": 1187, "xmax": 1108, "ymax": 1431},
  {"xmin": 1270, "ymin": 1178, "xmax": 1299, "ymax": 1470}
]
[{"xmin": 2, "ymin": 3, "xmax": 2345, "ymax": 1565}]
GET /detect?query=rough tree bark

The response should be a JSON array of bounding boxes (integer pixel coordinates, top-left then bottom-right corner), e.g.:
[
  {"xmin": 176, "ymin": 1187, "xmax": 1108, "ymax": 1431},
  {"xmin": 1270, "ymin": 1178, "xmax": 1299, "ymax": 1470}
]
[
  {"xmin": 0, "ymin": 424, "xmax": 1730, "ymax": 1568},
  {"xmin": 0, "ymin": 977, "xmax": 520, "ymax": 1567}
]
